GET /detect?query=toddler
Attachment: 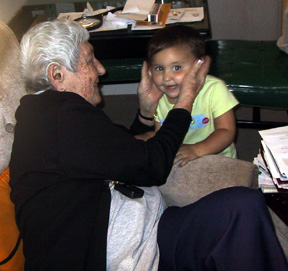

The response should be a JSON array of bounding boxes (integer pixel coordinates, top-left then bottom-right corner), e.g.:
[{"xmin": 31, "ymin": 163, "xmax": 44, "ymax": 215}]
[{"xmin": 148, "ymin": 25, "xmax": 239, "ymax": 167}]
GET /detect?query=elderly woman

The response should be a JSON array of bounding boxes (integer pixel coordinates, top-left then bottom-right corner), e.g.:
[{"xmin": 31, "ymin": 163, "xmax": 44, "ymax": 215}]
[{"xmin": 9, "ymin": 20, "xmax": 288, "ymax": 271}]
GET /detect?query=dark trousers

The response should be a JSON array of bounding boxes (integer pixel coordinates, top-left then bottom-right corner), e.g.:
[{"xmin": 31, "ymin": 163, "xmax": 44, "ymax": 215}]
[{"xmin": 157, "ymin": 187, "xmax": 288, "ymax": 271}]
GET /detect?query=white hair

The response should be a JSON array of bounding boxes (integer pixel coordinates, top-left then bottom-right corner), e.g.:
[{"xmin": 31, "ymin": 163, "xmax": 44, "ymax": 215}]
[{"xmin": 20, "ymin": 19, "xmax": 90, "ymax": 92}]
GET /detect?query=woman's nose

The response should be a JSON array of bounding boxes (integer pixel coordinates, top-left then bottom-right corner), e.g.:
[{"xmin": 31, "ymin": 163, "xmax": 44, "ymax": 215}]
[{"xmin": 96, "ymin": 61, "xmax": 106, "ymax": 76}]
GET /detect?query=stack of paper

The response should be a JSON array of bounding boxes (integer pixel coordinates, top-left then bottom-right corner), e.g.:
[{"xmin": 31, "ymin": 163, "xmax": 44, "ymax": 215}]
[{"xmin": 254, "ymin": 126, "xmax": 288, "ymax": 193}]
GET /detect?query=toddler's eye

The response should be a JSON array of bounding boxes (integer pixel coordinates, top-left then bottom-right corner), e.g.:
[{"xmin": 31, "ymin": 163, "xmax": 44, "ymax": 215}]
[
  {"xmin": 154, "ymin": 66, "xmax": 163, "ymax": 72},
  {"xmin": 173, "ymin": 65, "xmax": 181, "ymax": 71}
]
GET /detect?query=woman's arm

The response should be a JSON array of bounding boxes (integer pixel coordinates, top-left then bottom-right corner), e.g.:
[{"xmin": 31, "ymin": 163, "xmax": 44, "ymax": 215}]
[
  {"xmin": 174, "ymin": 109, "xmax": 236, "ymax": 167},
  {"xmin": 58, "ymin": 104, "xmax": 191, "ymax": 187},
  {"xmin": 58, "ymin": 58, "xmax": 210, "ymax": 186},
  {"xmin": 135, "ymin": 58, "xmax": 210, "ymax": 131}
]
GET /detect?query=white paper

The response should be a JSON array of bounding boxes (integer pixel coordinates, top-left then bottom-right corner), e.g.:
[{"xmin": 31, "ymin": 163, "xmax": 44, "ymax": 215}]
[
  {"xmin": 131, "ymin": 23, "xmax": 163, "ymax": 31},
  {"xmin": 95, "ymin": 12, "xmax": 135, "ymax": 32},
  {"xmin": 253, "ymin": 155, "xmax": 277, "ymax": 192},
  {"xmin": 115, "ymin": 12, "xmax": 148, "ymax": 21},
  {"xmin": 261, "ymin": 140, "xmax": 282, "ymax": 180},
  {"xmin": 166, "ymin": 7, "xmax": 204, "ymax": 24},
  {"xmin": 122, "ymin": 0, "xmax": 155, "ymax": 15},
  {"xmin": 83, "ymin": 2, "xmax": 94, "ymax": 16},
  {"xmin": 259, "ymin": 126, "xmax": 288, "ymax": 180}
]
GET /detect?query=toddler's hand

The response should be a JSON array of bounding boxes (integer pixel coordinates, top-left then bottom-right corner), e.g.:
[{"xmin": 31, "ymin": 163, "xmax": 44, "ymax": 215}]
[{"xmin": 174, "ymin": 144, "xmax": 200, "ymax": 167}]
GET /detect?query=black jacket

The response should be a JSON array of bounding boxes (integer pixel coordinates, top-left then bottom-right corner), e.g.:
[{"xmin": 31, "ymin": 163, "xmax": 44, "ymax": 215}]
[{"xmin": 9, "ymin": 90, "xmax": 191, "ymax": 270}]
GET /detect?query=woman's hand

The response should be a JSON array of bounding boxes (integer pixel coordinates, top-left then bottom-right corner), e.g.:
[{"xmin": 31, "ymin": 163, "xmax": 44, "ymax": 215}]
[
  {"xmin": 174, "ymin": 56, "xmax": 211, "ymax": 113},
  {"xmin": 137, "ymin": 61, "xmax": 163, "ymax": 119}
]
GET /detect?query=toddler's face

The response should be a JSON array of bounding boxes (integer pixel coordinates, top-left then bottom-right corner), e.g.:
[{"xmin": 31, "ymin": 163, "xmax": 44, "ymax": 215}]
[{"xmin": 149, "ymin": 45, "xmax": 197, "ymax": 104}]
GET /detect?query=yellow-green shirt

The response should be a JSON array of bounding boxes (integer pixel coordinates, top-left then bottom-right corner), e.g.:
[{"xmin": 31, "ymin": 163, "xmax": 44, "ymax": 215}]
[{"xmin": 155, "ymin": 75, "xmax": 239, "ymax": 158}]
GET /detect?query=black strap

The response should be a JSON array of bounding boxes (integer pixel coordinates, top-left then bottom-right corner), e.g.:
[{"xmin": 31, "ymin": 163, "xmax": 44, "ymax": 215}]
[
  {"xmin": 0, "ymin": 235, "xmax": 21, "ymax": 265},
  {"xmin": 138, "ymin": 109, "xmax": 154, "ymax": 121}
]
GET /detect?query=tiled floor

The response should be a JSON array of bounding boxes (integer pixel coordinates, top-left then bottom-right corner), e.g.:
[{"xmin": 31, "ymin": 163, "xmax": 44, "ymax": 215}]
[{"xmin": 101, "ymin": 94, "xmax": 288, "ymax": 162}]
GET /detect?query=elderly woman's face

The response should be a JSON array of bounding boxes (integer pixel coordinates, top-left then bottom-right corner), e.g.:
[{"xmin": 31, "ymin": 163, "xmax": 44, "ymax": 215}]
[{"xmin": 63, "ymin": 41, "xmax": 105, "ymax": 106}]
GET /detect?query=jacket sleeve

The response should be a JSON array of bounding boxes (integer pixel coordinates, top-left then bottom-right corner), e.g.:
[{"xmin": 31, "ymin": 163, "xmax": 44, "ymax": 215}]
[
  {"xmin": 129, "ymin": 112, "xmax": 155, "ymax": 135},
  {"xmin": 57, "ymin": 100, "xmax": 191, "ymax": 187}
]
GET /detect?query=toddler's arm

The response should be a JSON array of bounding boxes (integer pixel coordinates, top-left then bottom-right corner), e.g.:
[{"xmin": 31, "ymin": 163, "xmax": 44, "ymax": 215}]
[{"xmin": 174, "ymin": 109, "xmax": 236, "ymax": 167}]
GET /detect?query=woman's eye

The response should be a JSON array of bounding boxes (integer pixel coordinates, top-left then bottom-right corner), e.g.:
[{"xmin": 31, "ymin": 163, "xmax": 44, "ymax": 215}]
[
  {"xmin": 87, "ymin": 58, "xmax": 94, "ymax": 64},
  {"xmin": 173, "ymin": 65, "xmax": 181, "ymax": 71}
]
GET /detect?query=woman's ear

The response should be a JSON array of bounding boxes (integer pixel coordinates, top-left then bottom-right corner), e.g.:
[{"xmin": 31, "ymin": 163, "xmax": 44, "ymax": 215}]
[{"xmin": 47, "ymin": 63, "xmax": 65, "ymax": 91}]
